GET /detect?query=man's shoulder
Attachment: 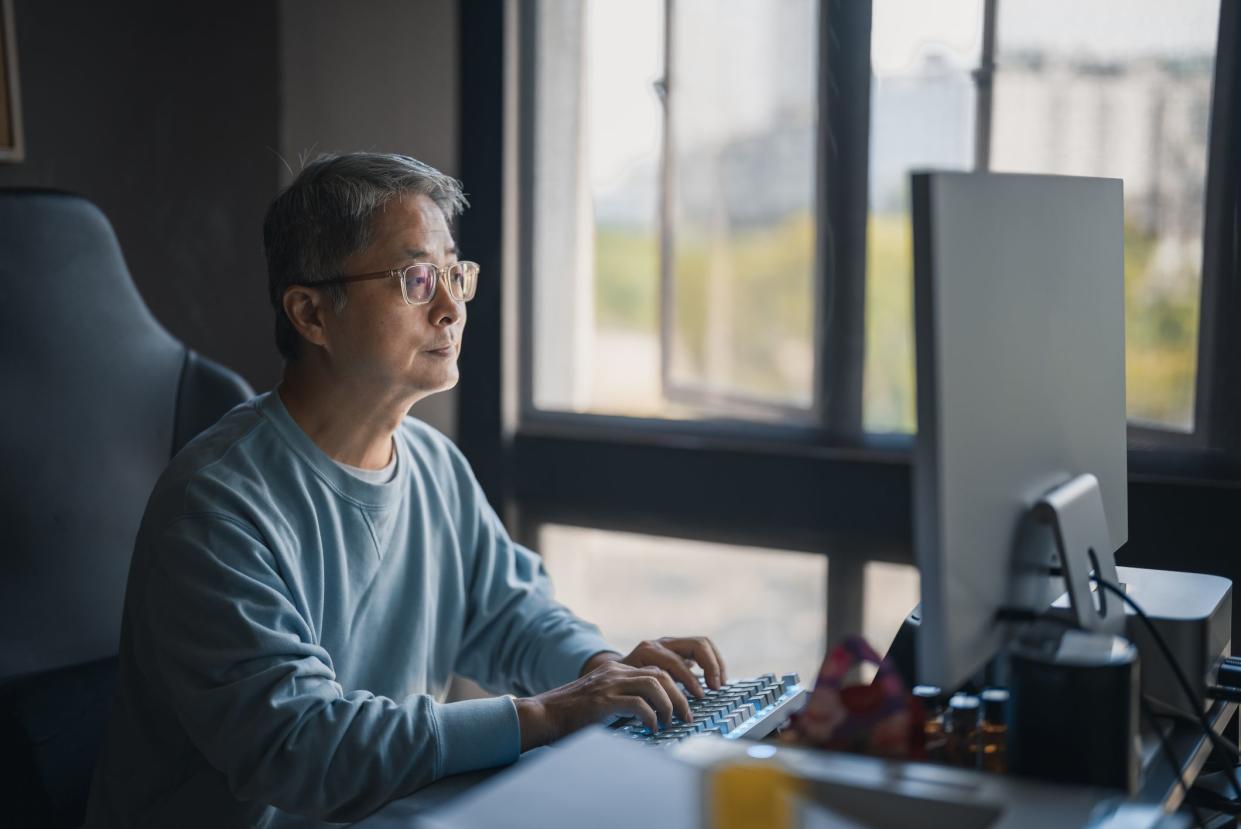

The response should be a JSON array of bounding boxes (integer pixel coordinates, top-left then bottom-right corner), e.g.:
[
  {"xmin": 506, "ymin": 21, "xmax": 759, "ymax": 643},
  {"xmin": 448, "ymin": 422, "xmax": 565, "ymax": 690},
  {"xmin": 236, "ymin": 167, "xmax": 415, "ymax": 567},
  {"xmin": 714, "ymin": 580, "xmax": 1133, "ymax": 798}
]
[{"xmin": 154, "ymin": 394, "xmax": 284, "ymax": 517}]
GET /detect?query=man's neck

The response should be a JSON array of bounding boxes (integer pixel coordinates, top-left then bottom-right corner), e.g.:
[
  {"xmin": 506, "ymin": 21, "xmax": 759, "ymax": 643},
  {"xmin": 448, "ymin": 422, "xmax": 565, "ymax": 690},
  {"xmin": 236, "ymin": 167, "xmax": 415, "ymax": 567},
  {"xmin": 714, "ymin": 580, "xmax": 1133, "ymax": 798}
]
[{"xmin": 278, "ymin": 362, "xmax": 419, "ymax": 470}]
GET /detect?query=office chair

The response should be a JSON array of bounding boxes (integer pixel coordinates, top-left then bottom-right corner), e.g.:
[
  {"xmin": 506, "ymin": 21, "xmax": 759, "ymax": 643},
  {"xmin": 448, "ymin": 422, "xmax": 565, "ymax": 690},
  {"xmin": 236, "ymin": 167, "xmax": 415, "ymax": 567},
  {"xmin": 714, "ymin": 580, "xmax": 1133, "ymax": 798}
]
[{"xmin": 0, "ymin": 189, "xmax": 255, "ymax": 827}]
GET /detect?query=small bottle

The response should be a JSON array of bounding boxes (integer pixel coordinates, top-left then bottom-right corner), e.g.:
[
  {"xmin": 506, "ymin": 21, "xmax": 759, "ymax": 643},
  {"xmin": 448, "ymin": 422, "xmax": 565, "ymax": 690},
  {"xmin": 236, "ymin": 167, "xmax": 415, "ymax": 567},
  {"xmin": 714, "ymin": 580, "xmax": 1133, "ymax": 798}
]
[
  {"xmin": 912, "ymin": 685, "xmax": 947, "ymax": 763},
  {"xmin": 947, "ymin": 693, "xmax": 981, "ymax": 768},
  {"xmin": 979, "ymin": 688, "xmax": 1009, "ymax": 774}
]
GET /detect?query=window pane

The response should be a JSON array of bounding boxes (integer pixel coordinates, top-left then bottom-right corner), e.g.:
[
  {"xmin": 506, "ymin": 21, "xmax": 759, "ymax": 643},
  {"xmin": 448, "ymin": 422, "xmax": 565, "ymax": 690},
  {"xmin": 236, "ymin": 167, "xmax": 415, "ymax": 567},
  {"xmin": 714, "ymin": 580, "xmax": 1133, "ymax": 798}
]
[
  {"xmin": 531, "ymin": 0, "xmax": 663, "ymax": 415},
  {"xmin": 863, "ymin": 561, "xmax": 920, "ymax": 654},
  {"xmin": 538, "ymin": 525, "xmax": 827, "ymax": 684},
  {"xmin": 991, "ymin": 1, "xmax": 1219, "ymax": 431},
  {"xmin": 665, "ymin": 0, "xmax": 818, "ymax": 417},
  {"xmin": 864, "ymin": 0, "xmax": 983, "ymax": 433},
  {"xmin": 530, "ymin": 0, "xmax": 818, "ymax": 421}
]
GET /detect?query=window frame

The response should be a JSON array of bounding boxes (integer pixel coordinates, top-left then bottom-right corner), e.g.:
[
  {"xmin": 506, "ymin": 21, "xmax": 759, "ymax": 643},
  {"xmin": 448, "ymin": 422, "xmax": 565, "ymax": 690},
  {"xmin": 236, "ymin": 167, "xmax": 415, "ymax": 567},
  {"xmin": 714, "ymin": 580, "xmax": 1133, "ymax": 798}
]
[
  {"xmin": 514, "ymin": 0, "xmax": 868, "ymax": 444},
  {"xmin": 654, "ymin": 0, "xmax": 832, "ymax": 425},
  {"xmin": 975, "ymin": 0, "xmax": 1229, "ymax": 452},
  {"xmin": 455, "ymin": 0, "xmax": 1241, "ymax": 635}
]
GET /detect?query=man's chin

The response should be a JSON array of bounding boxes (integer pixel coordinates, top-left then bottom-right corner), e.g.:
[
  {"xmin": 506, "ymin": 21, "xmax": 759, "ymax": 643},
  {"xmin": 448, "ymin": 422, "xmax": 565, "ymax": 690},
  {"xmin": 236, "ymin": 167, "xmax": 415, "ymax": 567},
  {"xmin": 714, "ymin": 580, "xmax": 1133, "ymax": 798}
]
[{"xmin": 416, "ymin": 369, "xmax": 459, "ymax": 395}]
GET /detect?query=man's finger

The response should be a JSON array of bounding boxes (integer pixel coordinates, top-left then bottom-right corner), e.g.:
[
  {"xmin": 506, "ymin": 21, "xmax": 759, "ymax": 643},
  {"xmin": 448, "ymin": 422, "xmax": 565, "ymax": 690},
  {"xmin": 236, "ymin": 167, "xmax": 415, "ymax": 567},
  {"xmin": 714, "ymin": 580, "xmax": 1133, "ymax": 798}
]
[
  {"xmin": 644, "ymin": 664, "xmax": 694, "ymax": 722},
  {"xmin": 618, "ymin": 696, "xmax": 660, "ymax": 732},
  {"xmin": 707, "ymin": 638, "xmax": 728, "ymax": 684},
  {"xmin": 643, "ymin": 646, "xmax": 705, "ymax": 700},
  {"xmin": 627, "ymin": 674, "xmax": 675, "ymax": 727},
  {"xmin": 661, "ymin": 637, "xmax": 724, "ymax": 690}
]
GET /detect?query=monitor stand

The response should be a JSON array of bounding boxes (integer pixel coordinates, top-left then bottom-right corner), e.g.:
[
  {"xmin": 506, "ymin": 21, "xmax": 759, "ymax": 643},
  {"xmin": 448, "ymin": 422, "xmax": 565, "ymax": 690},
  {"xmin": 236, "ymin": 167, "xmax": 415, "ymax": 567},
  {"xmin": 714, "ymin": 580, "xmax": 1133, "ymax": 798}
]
[{"xmin": 1032, "ymin": 473, "xmax": 1125, "ymax": 636}]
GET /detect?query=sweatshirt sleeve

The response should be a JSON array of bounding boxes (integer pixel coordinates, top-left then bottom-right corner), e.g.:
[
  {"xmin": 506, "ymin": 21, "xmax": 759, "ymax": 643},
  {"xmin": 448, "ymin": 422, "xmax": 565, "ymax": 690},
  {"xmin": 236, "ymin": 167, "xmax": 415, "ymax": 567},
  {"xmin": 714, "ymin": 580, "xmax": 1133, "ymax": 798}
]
[
  {"xmin": 138, "ymin": 513, "xmax": 519, "ymax": 823},
  {"xmin": 447, "ymin": 457, "xmax": 618, "ymax": 696}
]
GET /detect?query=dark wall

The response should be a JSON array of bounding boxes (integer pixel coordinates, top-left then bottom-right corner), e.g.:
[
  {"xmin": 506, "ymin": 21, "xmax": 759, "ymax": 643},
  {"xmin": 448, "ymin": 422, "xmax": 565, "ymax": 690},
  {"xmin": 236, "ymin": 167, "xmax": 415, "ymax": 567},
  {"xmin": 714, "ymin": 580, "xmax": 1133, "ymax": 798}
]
[
  {"xmin": 1124, "ymin": 478, "xmax": 1241, "ymax": 646},
  {"xmin": 0, "ymin": 1, "xmax": 282, "ymax": 390}
]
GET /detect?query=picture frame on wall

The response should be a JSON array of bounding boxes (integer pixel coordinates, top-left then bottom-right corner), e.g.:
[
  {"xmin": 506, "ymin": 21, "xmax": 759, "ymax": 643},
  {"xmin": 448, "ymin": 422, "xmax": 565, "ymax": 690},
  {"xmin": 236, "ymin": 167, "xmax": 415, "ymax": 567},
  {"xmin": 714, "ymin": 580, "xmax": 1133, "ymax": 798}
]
[{"xmin": 0, "ymin": 0, "xmax": 23, "ymax": 162}]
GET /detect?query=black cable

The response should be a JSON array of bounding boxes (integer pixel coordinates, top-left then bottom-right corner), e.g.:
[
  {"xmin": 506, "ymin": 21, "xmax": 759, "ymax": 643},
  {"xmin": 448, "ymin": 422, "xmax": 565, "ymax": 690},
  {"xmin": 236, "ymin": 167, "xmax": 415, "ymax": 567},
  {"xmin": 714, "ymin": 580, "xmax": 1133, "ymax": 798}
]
[
  {"xmin": 1000, "ymin": 607, "xmax": 1241, "ymax": 758},
  {"xmin": 1188, "ymin": 776, "xmax": 1241, "ymax": 818},
  {"xmin": 1207, "ymin": 685, "xmax": 1241, "ymax": 703},
  {"xmin": 1144, "ymin": 697, "xmax": 1209, "ymax": 829},
  {"xmin": 1093, "ymin": 577, "xmax": 1241, "ymax": 801},
  {"xmin": 1146, "ymin": 694, "xmax": 1241, "ymax": 765}
]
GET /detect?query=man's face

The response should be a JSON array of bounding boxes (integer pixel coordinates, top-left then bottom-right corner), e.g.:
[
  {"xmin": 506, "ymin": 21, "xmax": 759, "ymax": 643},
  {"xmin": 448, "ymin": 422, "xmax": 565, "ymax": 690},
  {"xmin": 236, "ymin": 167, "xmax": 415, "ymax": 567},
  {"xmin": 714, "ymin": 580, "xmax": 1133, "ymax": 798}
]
[{"xmin": 321, "ymin": 194, "xmax": 465, "ymax": 397}]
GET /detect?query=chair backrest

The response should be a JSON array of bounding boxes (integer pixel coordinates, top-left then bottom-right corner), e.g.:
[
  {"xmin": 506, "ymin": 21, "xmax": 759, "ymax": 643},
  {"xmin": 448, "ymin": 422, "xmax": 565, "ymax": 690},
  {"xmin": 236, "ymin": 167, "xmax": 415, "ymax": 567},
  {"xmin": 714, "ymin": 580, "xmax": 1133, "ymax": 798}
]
[{"xmin": 0, "ymin": 189, "xmax": 254, "ymax": 827}]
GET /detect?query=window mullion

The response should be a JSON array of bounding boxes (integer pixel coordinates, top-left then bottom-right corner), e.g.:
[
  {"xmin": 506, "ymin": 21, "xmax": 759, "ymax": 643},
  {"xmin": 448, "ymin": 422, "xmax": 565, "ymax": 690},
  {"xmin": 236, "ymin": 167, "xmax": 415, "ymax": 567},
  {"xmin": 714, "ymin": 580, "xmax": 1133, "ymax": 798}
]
[
  {"xmin": 973, "ymin": 0, "xmax": 998, "ymax": 171},
  {"xmin": 657, "ymin": 0, "xmax": 675, "ymax": 411},
  {"xmin": 818, "ymin": 0, "xmax": 872, "ymax": 438}
]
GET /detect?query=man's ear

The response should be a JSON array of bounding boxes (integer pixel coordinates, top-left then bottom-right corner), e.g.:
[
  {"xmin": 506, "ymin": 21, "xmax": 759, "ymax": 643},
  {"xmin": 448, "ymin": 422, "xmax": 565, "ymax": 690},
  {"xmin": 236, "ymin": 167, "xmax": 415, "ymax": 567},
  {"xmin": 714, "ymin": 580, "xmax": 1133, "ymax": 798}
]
[{"xmin": 282, "ymin": 285, "xmax": 333, "ymax": 352}]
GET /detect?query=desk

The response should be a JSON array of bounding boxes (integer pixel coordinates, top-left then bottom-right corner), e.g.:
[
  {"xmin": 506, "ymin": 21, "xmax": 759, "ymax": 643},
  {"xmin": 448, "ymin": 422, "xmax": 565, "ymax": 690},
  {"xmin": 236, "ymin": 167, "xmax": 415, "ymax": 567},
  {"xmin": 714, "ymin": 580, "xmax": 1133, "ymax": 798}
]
[{"xmin": 355, "ymin": 705, "xmax": 1234, "ymax": 829}]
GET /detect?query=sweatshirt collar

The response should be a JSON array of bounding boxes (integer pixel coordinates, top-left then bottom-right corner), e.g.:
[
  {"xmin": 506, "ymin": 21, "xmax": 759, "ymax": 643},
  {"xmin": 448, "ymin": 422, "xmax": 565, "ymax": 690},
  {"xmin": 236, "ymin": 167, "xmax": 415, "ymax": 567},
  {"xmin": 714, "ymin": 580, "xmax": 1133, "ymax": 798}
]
[{"xmin": 257, "ymin": 390, "xmax": 408, "ymax": 510}]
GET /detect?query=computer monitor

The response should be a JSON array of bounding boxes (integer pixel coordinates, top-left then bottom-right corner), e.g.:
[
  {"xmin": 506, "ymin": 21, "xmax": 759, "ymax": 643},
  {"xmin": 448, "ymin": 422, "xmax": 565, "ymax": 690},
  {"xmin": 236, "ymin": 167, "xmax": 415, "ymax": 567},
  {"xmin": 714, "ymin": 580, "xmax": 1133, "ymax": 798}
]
[{"xmin": 911, "ymin": 171, "xmax": 1128, "ymax": 691}]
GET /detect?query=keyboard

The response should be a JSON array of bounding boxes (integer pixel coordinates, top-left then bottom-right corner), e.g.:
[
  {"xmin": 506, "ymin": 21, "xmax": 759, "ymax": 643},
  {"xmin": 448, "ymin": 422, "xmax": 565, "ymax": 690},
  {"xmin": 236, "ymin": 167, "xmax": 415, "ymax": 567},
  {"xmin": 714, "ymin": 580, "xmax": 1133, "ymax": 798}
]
[{"xmin": 608, "ymin": 672, "xmax": 806, "ymax": 746}]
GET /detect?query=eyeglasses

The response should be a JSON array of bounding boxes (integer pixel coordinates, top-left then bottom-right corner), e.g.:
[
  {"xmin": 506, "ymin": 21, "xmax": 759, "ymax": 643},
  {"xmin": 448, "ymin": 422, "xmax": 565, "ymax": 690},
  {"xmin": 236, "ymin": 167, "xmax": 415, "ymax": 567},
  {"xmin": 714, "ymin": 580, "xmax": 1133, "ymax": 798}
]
[{"xmin": 313, "ymin": 261, "xmax": 480, "ymax": 306}]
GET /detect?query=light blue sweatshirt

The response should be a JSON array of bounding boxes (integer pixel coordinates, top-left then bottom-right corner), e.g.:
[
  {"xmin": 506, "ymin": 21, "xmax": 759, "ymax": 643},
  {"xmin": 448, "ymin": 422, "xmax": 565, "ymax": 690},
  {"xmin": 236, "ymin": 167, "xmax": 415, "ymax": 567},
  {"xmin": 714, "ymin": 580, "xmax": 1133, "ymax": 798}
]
[{"xmin": 86, "ymin": 391, "xmax": 614, "ymax": 828}]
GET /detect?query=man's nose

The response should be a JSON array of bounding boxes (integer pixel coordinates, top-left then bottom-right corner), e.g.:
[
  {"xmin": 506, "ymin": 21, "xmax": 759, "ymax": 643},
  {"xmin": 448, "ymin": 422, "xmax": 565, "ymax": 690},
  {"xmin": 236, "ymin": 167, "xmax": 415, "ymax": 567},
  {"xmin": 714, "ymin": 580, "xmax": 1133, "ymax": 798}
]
[{"xmin": 429, "ymin": 275, "xmax": 463, "ymax": 326}]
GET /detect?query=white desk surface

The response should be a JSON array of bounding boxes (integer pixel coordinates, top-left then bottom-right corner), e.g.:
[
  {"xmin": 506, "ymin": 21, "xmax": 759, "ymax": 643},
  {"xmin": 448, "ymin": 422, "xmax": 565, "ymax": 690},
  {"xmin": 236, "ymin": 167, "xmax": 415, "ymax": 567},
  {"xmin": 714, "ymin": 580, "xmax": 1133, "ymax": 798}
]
[{"xmin": 352, "ymin": 728, "xmax": 1187, "ymax": 829}]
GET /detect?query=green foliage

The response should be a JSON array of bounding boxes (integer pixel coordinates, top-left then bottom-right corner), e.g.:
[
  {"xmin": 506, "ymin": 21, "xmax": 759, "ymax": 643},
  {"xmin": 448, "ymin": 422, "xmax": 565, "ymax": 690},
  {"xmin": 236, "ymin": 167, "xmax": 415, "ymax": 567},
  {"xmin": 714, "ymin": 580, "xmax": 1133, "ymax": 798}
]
[
  {"xmin": 860, "ymin": 213, "xmax": 1201, "ymax": 433},
  {"xmin": 593, "ymin": 213, "xmax": 1200, "ymax": 430},
  {"xmin": 594, "ymin": 229, "xmax": 659, "ymax": 332},
  {"xmin": 671, "ymin": 214, "xmax": 816, "ymax": 398},
  {"xmin": 863, "ymin": 214, "xmax": 916, "ymax": 432},
  {"xmin": 596, "ymin": 215, "xmax": 816, "ymax": 402},
  {"xmin": 1122, "ymin": 224, "xmax": 1199, "ymax": 428}
]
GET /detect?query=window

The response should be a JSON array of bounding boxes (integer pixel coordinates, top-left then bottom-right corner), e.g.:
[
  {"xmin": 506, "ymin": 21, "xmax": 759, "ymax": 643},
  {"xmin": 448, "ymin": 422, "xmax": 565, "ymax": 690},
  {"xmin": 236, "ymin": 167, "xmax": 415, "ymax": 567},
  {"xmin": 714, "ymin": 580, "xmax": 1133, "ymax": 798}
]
[
  {"xmin": 538, "ymin": 526, "xmax": 919, "ymax": 680},
  {"xmin": 530, "ymin": 0, "xmax": 820, "ymax": 422},
  {"xmin": 865, "ymin": 0, "xmax": 1221, "ymax": 435},
  {"xmin": 990, "ymin": 0, "xmax": 1219, "ymax": 432},
  {"xmin": 865, "ymin": 0, "xmax": 984, "ymax": 433},
  {"xmin": 539, "ymin": 525, "xmax": 828, "ymax": 681}
]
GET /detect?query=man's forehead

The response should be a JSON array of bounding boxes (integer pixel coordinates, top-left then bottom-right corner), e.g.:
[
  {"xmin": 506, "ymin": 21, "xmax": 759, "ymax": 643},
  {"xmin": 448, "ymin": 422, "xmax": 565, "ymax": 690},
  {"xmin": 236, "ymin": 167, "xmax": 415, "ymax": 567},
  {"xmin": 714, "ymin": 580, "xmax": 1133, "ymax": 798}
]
[{"xmin": 379, "ymin": 196, "xmax": 456, "ymax": 257}]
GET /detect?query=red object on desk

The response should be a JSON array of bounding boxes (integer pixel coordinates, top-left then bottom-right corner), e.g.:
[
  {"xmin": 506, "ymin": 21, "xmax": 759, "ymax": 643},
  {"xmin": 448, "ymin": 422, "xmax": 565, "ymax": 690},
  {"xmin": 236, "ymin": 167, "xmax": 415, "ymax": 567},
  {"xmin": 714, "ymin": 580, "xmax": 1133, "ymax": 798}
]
[{"xmin": 783, "ymin": 635, "xmax": 925, "ymax": 760}]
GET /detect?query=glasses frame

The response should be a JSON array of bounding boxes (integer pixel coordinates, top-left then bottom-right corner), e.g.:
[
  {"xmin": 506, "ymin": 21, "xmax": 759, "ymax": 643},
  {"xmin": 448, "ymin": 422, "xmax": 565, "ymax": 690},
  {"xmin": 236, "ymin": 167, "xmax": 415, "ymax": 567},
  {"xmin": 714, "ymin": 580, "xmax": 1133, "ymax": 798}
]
[{"xmin": 311, "ymin": 261, "xmax": 480, "ymax": 306}]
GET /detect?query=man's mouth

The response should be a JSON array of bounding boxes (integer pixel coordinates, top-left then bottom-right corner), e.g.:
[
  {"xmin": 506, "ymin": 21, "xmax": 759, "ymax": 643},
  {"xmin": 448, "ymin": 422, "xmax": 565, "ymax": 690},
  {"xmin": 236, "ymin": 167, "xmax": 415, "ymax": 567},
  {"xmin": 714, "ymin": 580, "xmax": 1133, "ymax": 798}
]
[{"xmin": 426, "ymin": 342, "xmax": 456, "ymax": 357}]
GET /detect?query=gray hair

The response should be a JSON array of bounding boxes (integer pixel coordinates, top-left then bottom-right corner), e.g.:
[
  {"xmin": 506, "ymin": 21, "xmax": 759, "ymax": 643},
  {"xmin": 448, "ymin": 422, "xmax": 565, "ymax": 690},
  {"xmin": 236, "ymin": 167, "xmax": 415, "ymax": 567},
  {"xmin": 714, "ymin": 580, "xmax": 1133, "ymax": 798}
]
[{"xmin": 263, "ymin": 152, "xmax": 469, "ymax": 362}]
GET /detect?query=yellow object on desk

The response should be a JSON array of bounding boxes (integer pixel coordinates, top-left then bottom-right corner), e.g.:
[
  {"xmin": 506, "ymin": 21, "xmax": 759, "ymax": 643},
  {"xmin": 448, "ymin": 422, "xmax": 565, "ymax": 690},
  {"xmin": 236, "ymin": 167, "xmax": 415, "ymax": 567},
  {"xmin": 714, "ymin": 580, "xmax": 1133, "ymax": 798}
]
[{"xmin": 704, "ymin": 756, "xmax": 805, "ymax": 829}]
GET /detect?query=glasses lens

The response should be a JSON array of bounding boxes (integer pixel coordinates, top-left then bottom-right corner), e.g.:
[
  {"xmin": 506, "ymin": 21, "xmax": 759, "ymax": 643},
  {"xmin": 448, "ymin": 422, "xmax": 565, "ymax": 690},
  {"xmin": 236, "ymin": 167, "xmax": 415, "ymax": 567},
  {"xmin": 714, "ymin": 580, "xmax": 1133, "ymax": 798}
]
[
  {"xmin": 449, "ymin": 262, "xmax": 479, "ymax": 301},
  {"xmin": 402, "ymin": 264, "xmax": 437, "ymax": 303}
]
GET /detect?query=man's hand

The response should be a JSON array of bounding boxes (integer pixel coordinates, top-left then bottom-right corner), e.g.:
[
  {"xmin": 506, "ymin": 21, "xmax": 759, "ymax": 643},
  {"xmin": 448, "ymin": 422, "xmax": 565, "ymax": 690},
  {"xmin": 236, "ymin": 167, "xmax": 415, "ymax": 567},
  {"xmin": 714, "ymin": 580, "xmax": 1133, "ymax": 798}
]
[
  {"xmin": 513, "ymin": 636, "xmax": 727, "ymax": 751},
  {"xmin": 615, "ymin": 636, "xmax": 727, "ymax": 696}
]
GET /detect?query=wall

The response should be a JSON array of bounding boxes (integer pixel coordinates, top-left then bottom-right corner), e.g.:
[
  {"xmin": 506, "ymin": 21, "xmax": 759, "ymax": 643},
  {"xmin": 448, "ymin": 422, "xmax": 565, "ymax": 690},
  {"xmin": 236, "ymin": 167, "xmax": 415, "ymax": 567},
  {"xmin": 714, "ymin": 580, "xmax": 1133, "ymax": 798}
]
[
  {"xmin": 280, "ymin": 0, "xmax": 461, "ymax": 438},
  {"xmin": 0, "ymin": 1, "xmax": 282, "ymax": 391},
  {"xmin": 0, "ymin": 0, "xmax": 464, "ymax": 438}
]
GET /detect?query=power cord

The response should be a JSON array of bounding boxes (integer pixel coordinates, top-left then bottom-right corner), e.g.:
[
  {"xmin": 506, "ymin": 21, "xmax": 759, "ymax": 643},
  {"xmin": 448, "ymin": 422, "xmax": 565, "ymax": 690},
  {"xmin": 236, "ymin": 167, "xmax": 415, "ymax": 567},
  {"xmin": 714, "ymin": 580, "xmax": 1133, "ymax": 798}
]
[
  {"xmin": 1091, "ymin": 577, "xmax": 1241, "ymax": 801},
  {"xmin": 1142, "ymin": 697, "xmax": 1208, "ymax": 829},
  {"xmin": 1207, "ymin": 685, "xmax": 1241, "ymax": 703},
  {"xmin": 998, "ymin": 581, "xmax": 1241, "ymax": 808},
  {"xmin": 1147, "ymin": 693, "xmax": 1241, "ymax": 763}
]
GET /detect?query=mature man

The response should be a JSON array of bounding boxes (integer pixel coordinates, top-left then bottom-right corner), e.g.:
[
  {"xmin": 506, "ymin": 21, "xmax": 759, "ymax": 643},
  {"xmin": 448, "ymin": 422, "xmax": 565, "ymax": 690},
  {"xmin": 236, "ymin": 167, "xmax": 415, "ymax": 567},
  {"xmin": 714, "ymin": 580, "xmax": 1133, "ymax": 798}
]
[{"xmin": 86, "ymin": 153, "xmax": 727, "ymax": 827}]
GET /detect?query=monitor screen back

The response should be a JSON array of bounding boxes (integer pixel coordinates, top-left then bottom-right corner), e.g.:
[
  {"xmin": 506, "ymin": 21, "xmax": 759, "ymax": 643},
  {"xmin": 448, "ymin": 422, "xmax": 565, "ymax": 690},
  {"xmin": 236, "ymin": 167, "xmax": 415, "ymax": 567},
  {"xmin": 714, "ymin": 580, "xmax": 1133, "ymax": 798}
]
[{"xmin": 911, "ymin": 171, "xmax": 1127, "ymax": 691}]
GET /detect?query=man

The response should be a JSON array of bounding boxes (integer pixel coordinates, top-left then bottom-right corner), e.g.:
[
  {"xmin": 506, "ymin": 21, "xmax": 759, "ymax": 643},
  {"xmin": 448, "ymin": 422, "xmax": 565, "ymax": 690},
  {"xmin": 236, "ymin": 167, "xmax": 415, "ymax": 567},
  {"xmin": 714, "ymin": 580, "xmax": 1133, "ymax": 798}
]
[{"xmin": 86, "ymin": 153, "xmax": 727, "ymax": 827}]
